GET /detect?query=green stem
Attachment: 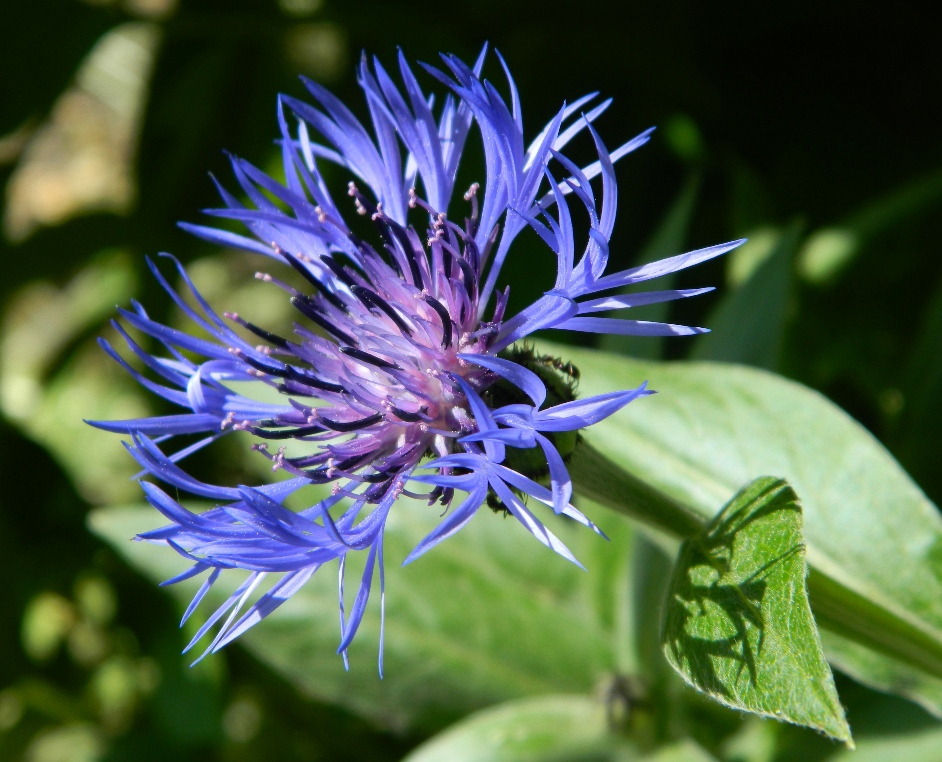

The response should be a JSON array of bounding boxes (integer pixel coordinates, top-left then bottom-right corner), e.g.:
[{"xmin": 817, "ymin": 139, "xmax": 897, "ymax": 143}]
[
  {"xmin": 568, "ymin": 441, "xmax": 704, "ymax": 539},
  {"xmin": 570, "ymin": 439, "xmax": 942, "ymax": 682}
]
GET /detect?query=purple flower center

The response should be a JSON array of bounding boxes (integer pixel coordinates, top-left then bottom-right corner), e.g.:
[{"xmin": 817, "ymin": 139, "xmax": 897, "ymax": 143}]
[{"xmin": 228, "ymin": 180, "xmax": 509, "ymax": 504}]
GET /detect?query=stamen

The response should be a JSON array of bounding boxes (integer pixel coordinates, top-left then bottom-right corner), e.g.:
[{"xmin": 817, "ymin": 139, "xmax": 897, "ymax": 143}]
[
  {"xmin": 373, "ymin": 212, "xmax": 427, "ymax": 289},
  {"xmin": 244, "ymin": 423, "xmax": 326, "ymax": 439},
  {"xmin": 423, "ymin": 294, "xmax": 454, "ymax": 349},
  {"xmin": 340, "ymin": 346, "xmax": 402, "ymax": 371},
  {"xmin": 255, "ymin": 272, "xmax": 300, "ymax": 296},
  {"xmin": 464, "ymin": 182, "xmax": 480, "ymax": 234},
  {"xmin": 291, "ymin": 296, "xmax": 358, "ymax": 346},
  {"xmin": 278, "ymin": 376, "xmax": 345, "ymax": 395},
  {"xmin": 320, "ymin": 255, "xmax": 358, "ymax": 288},
  {"xmin": 454, "ymin": 256, "xmax": 477, "ymax": 300},
  {"xmin": 408, "ymin": 188, "xmax": 437, "ymax": 217},
  {"xmin": 225, "ymin": 312, "xmax": 291, "ymax": 350},
  {"xmin": 348, "ymin": 181, "xmax": 376, "ymax": 216},
  {"xmin": 317, "ymin": 412, "xmax": 384, "ymax": 432},
  {"xmin": 275, "ymin": 246, "xmax": 347, "ymax": 312},
  {"xmin": 351, "ymin": 285, "xmax": 415, "ymax": 336},
  {"xmin": 386, "ymin": 404, "xmax": 425, "ymax": 422}
]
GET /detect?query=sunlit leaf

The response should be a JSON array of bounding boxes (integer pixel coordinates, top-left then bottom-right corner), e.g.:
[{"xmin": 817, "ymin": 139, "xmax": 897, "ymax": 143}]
[
  {"xmin": 547, "ymin": 341, "xmax": 942, "ymax": 716},
  {"xmin": 691, "ymin": 222, "xmax": 801, "ymax": 369},
  {"xmin": 401, "ymin": 694, "xmax": 622, "ymax": 762},
  {"xmin": 89, "ymin": 500, "xmax": 636, "ymax": 731},
  {"xmin": 662, "ymin": 477, "xmax": 849, "ymax": 743}
]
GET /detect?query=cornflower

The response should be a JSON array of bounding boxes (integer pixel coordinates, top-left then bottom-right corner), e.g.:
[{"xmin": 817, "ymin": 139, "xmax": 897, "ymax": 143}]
[{"xmin": 90, "ymin": 47, "xmax": 741, "ymax": 671}]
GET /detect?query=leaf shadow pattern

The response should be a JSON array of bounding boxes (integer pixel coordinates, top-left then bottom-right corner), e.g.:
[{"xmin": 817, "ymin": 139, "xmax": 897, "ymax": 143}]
[{"xmin": 662, "ymin": 478, "xmax": 803, "ymax": 699}]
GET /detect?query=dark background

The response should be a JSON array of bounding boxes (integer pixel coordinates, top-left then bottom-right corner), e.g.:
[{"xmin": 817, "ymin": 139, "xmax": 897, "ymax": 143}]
[{"xmin": 1, "ymin": 1, "xmax": 940, "ymax": 759}]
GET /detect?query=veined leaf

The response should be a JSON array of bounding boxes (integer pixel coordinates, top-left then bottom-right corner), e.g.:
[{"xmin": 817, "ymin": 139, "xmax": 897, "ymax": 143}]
[
  {"xmin": 691, "ymin": 222, "xmax": 800, "ymax": 370},
  {"xmin": 89, "ymin": 500, "xmax": 636, "ymax": 731},
  {"xmin": 545, "ymin": 341, "xmax": 942, "ymax": 716},
  {"xmin": 662, "ymin": 477, "xmax": 849, "ymax": 743}
]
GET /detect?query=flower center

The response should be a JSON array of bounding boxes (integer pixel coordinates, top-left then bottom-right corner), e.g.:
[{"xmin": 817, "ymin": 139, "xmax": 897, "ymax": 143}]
[{"xmin": 232, "ymin": 183, "xmax": 509, "ymax": 501}]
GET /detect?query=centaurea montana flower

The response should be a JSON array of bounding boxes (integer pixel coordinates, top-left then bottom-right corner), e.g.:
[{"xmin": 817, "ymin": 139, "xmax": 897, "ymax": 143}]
[{"xmin": 90, "ymin": 48, "xmax": 742, "ymax": 671}]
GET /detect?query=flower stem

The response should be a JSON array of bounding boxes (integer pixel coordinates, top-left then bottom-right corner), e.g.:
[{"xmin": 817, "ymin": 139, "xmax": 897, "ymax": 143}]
[
  {"xmin": 569, "ymin": 439, "xmax": 942, "ymax": 681},
  {"xmin": 568, "ymin": 440, "xmax": 705, "ymax": 539}
]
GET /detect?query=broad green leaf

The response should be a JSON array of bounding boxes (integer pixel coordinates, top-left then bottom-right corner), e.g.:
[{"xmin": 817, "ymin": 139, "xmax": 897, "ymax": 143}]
[
  {"xmin": 544, "ymin": 341, "xmax": 942, "ymax": 715},
  {"xmin": 661, "ymin": 477, "xmax": 849, "ymax": 742},
  {"xmin": 89, "ymin": 501, "xmax": 636, "ymax": 731},
  {"xmin": 401, "ymin": 694, "xmax": 623, "ymax": 762},
  {"xmin": 691, "ymin": 222, "xmax": 801, "ymax": 370}
]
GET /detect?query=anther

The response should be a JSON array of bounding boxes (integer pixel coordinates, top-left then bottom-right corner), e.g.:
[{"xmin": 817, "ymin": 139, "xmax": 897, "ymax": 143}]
[
  {"xmin": 291, "ymin": 296, "xmax": 357, "ymax": 345},
  {"xmin": 409, "ymin": 190, "xmax": 437, "ymax": 216},
  {"xmin": 340, "ymin": 346, "xmax": 401, "ymax": 371},
  {"xmin": 424, "ymin": 294, "xmax": 454, "ymax": 349},
  {"xmin": 463, "ymin": 182, "xmax": 479, "ymax": 201}
]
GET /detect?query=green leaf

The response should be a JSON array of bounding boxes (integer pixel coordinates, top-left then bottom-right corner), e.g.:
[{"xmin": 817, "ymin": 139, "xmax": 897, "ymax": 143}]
[
  {"xmin": 88, "ymin": 501, "xmax": 636, "ymax": 731},
  {"xmin": 661, "ymin": 477, "xmax": 850, "ymax": 743},
  {"xmin": 543, "ymin": 341, "xmax": 942, "ymax": 716},
  {"xmin": 401, "ymin": 694, "xmax": 623, "ymax": 762},
  {"xmin": 691, "ymin": 222, "xmax": 801, "ymax": 370}
]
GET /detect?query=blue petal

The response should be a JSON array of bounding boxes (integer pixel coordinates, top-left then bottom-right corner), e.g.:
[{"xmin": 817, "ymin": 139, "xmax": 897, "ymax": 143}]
[{"xmin": 458, "ymin": 353, "xmax": 547, "ymax": 407}]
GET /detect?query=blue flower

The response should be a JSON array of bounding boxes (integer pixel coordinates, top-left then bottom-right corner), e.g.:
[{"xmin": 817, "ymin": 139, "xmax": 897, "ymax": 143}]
[{"xmin": 89, "ymin": 47, "xmax": 742, "ymax": 671}]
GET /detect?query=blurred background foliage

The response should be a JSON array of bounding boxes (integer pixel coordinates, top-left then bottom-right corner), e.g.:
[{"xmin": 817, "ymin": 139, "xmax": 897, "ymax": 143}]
[{"xmin": 1, "ymin": 0, "xmax": 940, "ymax": 759}]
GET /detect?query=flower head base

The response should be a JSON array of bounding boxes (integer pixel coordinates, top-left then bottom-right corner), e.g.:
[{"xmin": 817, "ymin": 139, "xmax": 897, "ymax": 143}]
[{"xmin": 90, "ymin": 47, "xmax": 742, "ymax": 671}]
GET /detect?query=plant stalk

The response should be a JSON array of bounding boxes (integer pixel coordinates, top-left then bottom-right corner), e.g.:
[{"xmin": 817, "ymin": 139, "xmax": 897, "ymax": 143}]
[{"xmin": 569, "ymin": 439, "xmax": 942, "ymax": 682}]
